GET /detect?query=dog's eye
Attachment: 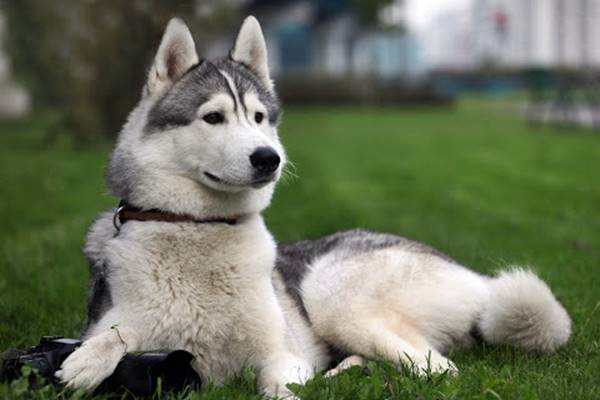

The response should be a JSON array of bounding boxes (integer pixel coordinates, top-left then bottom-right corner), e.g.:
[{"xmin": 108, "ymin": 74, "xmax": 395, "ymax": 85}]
[
  {"xmin": 203, "ymin": 112, "xmax": 225, "ymax": 125},
  {"xmin": 254, "ymin": 112, "xmax": 264, "ymax": 124}
]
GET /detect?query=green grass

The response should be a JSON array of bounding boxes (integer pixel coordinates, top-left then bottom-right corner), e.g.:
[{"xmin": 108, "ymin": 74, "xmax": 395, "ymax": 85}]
[{"xmin": 1, "ymin": 102, "xmax": 599, "ymax": 399}]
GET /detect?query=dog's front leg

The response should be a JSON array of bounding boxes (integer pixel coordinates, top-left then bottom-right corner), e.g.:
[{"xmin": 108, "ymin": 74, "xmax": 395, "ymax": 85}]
[
  {"xmin": 257, "ymin": 350, "xmax": 312, "ymax": 398},
  {"xmin": 56, "ymin": 326, "xmax": 140, "ymax": 391},
  {"xmin": 250, "ymin": 284, "xmax": 313, "ymax": 398}
]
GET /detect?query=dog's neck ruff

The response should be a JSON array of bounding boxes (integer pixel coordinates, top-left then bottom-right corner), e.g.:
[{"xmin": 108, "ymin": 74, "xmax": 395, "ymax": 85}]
[{"xmin": 113, "ymin": 201, "xmax": 238, "ymax": 232}]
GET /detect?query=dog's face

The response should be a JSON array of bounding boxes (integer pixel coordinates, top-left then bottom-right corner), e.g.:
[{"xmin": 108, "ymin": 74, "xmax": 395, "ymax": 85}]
[
  {"xmin": 143, "ymin": 17, "xmax": 284, "ymax": 193},
  {"xmin": 108, "ymin": 17, "xmax": 285, "ymax": 217}
]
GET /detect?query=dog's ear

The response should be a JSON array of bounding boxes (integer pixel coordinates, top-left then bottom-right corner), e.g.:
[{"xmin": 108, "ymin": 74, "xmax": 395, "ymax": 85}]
[
  {"xmin": 230, "ymin": 16, "xmax": 272, "ymax": 89},
  {"xmin": 147, "ymin": 18, "xmax": 198, "ymax": 96}
]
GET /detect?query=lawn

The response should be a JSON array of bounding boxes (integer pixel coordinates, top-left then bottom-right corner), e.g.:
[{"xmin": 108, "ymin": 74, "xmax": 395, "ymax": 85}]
[{"xmin": 1, "ymin": 101, "xmax": 599, "ymax": 399}]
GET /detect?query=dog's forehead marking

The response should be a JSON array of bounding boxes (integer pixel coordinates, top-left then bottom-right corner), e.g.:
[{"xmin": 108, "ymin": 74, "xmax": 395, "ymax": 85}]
[
  {"xmin": 219, "ymin": 69, "xmax": 246, "ymax": 123},
  {"xmin": 214, "ymin": 59, "xmax": 280, "ymax": 124}
]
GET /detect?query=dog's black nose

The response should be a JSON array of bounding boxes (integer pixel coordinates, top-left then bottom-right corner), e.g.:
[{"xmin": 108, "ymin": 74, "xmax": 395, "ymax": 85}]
[{"xmin": 250, "ymin": 147, "xmax": 280, "ymax": 173}]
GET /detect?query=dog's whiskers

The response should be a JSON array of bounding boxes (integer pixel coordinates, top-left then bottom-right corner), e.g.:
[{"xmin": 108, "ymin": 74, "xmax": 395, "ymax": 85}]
[{"xmin": 281, "ymin": 160, "xmax": 299, "ymax": 183}]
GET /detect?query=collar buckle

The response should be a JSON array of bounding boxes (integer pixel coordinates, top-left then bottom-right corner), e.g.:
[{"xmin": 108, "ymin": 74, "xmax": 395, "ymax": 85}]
[{"xmin": 113, "ymin": 205, "xmax": 125, "ymax": 233}]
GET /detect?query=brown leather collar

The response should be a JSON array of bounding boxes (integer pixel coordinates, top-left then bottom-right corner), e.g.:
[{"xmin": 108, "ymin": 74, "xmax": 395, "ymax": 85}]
[{"xmin": 114, "ymin": 201, "xmax": 238, "ymax": 232}]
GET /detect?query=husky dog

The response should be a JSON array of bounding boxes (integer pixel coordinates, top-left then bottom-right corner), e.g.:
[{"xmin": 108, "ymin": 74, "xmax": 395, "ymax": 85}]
[{"xmin": 57, "ymin": 17, "xmax": 572, "ymax": 397}]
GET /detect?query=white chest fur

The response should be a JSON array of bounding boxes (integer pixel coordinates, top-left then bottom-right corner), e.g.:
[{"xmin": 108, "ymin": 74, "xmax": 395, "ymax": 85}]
[{"xmin": 90, "ymin": 214, "xmax": 280, "ymax": 381}]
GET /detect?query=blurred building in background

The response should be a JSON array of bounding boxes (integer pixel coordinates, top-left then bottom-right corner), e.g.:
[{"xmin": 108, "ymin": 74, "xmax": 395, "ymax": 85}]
[
  {"xmin": 474, "ymin": 0, "xmax": 600, "ymax": 68},
  {"xmin": 420, "ymin": 3, "xmax": 476, "ymax": 71},
  {"xmin": 423, "ymin": 0, "xmax": 600, "ymax": 71},
  {"xmin": 0, "ymin": 10, "xmax": 29, "ymax": 118},
  {"xmin": 206, "ymin": 0, "xmax": 424, "ymax": 78}
]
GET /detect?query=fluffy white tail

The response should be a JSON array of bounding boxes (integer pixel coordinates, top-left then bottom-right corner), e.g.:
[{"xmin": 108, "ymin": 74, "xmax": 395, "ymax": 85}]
[{"xmin": 479, "ymin": 268, "xmax": 571, "ymax": 353}]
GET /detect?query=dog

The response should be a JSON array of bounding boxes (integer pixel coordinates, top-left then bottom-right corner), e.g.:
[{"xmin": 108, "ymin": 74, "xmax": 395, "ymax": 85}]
[{"xmin": 56, "ymin": 16, "xmax": 572, "ymax": 397}]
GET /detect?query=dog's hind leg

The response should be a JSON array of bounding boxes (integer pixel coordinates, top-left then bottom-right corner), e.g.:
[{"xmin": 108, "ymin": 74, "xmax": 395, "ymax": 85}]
[
  {"xmin": 370, "ymin": 320, "xmax": 457, "ymax": 375},
  {"xmin": 302, "ymin": 250, "xmax": 460, "ymax": 376},
  {"xmin": 329, "ymin": 318, "xmax": 456, "ymax": 376},
  {"xmin": 324, "ymin": 355, "xmax": 366, "ymax": 377}
]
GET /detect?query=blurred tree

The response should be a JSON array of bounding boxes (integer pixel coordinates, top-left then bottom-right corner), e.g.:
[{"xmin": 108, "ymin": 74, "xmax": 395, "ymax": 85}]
[
  {"xmin": 0, "ymin": 0, "xmax": 239, "ymax": 142},
  {"xmin": 0, "ymin": 0, "xmax": 74, "ymax": 108}
]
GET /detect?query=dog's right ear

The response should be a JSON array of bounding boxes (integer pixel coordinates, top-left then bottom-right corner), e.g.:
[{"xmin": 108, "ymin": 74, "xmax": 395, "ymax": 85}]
[{"xmin": 147, "ymin": 18, "xmax": 198, "ymax": 96}]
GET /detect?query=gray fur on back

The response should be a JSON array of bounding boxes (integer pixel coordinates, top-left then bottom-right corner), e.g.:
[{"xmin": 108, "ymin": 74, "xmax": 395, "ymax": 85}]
[{"xmin": 275, "ymin": 229, "xmax": 456, "ymax": 320}]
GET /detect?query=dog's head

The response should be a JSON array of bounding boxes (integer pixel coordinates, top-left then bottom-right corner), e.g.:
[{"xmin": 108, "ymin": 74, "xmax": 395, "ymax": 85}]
[{"xmin": 108, "ymin": 17, "xmax": 285, "ymax": 219}]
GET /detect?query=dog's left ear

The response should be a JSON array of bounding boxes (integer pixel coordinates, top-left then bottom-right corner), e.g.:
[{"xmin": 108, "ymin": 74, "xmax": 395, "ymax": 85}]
[
  {"xmin": 147, "ymin": 18, "xmax": 199, "ymax": 96},
  {"xmin": 230, "ymin": 16, "xmax": 272, "ymax": 89}
]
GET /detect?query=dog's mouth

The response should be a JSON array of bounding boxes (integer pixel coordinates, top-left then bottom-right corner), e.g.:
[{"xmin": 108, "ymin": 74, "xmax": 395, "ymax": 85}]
[
  {"xmin": 204, "ymin": 172, "xmax": 225, "ymax": 184},
  {"xmin": 204, "ymin": 171, "xmax": 275, "ymax": 189}
]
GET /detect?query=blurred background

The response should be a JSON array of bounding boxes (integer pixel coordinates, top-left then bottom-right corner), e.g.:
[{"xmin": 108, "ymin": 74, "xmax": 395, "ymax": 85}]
[{"xmin": 2, "ymin": 0, "xmax": 600, "ymax": 138}]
